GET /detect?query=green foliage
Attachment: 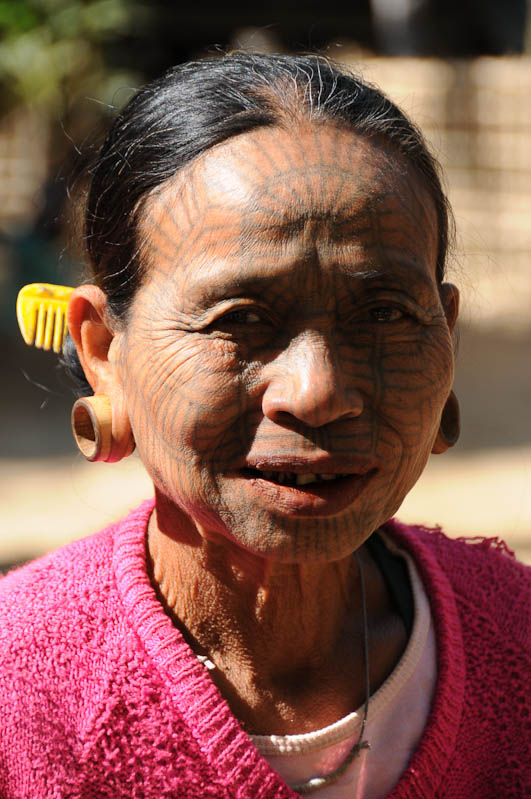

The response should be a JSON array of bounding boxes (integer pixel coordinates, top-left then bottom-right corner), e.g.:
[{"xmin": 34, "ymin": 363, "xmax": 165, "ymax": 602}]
[{"xmin": 0, "ymin": 0, "xmax": 150, "ymax": 111}]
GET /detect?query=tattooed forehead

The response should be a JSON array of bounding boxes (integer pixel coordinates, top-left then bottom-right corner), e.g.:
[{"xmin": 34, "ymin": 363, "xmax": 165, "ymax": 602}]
[
  {"xmin": 139, "ymin": 123, "xmax": 438, "ymax": 303},
  {"xmin": 154, "ymin": 124, "xmax": 427, "ymax": 212}
]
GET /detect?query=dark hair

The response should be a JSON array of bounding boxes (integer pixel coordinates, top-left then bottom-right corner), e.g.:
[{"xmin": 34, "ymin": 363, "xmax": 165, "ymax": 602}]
[{"xmin": 65, "ymin": 52, "xmax": 452, "ymax": 396}]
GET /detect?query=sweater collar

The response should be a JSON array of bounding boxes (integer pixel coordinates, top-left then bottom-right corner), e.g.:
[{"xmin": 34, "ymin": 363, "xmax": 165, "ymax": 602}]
[{"xmin": 381, "ymin": 519, "xmax": 466, "ymax": 798}]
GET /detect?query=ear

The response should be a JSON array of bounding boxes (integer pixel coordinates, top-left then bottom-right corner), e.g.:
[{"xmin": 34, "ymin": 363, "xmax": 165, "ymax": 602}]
[
  {"xmin": 67, "ymin": 286, "xmax": 134, "ymax": 462},
  {"xmin": 67, "ymin": 285, "xmax": 114, "ymax": 394},
  {"xmin": 439, "ymin": 282, "xmax": 459, "ymax": 332}
]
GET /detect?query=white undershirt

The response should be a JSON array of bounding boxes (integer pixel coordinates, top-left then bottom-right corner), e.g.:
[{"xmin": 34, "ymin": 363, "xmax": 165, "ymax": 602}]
[{"xmin": 251, "ymin": 537, "xmax": 437, "ymax": 798}]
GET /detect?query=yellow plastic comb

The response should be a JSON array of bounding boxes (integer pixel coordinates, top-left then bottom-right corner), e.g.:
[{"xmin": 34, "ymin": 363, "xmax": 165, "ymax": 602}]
[{"xmin": 16, "ymin": 283, "xmax": 73, "ymax": 354}]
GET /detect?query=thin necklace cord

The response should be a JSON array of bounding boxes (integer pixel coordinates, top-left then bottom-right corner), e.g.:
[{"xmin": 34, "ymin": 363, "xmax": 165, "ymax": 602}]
[{"xmin": 292, "ymin": 550, "xmax": 371, "ymax": 794}]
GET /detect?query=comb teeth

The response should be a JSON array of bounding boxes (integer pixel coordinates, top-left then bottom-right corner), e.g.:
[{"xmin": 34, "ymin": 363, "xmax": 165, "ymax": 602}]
[
  {"xmin": 53, "ymin": 305, "xmax": 66, "ymax": 353},
  {"xmin": 16, "ymin": 283, "xmax": 73, "ymax": 353}
]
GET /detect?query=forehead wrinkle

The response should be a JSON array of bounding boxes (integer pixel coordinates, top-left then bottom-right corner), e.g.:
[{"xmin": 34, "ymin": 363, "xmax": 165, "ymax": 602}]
[
  {"xmin": 235, "ymin": 202, "xmax": 433, "ymax": 271},
  {"xmin": 235, "ymin": 170, "xmax": 430, "ymax": 252}
]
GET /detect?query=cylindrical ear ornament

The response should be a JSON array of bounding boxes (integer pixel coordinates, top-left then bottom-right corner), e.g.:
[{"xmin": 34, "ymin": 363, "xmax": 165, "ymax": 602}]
[
  {"xmin": 432, "ymin": 390, "xmax": 460, "ymax": 454},
  {"xmin": 71, "ymin": 395, "xmax": 113, "ymax": 462}
]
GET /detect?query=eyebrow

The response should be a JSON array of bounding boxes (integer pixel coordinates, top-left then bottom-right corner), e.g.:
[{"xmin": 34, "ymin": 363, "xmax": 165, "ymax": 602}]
[
  {"xmin": 184, "ymin": 255, "xmax": 438, "ymax": 309},
  {"xmin": 186, "ymin": 268, "xmax": 287, "ymax": 305},
  {"xmin": 346, "ymin": 260, "xmax": 437, "ymax": 289}
]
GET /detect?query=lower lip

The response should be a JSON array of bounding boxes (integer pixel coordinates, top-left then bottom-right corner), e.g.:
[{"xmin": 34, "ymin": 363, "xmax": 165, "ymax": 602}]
[{"xmin": 237, "ymin": 469, "xmax": 378, "ymax": 517}]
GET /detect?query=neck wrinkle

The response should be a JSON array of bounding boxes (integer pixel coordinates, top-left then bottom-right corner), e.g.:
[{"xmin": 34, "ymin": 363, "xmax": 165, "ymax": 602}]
[{"xmin": 147, "ymin": 506, "xmax": 363, "ymax": 681}]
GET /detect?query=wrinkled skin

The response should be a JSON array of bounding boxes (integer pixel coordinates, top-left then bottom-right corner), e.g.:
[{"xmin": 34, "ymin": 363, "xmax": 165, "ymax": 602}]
[
  {"xmin": 70, "ymin": 121, "xmax": 458, "ymax": 734},
  {"xmin": 114, "ymin": 122, "xmax": 456, "ymax": 563}
]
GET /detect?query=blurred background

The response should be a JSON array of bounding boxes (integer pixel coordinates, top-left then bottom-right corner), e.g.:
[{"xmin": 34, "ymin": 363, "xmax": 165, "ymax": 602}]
[{"xmin": 1, "ymin": 0, "xmax": 530, "ymax": 570}]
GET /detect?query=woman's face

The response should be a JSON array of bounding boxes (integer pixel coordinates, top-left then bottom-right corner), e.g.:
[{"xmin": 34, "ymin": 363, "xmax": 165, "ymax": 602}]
[{"xmin": 112, "ymin": 123, "xmax": 457, "ymax": 562}]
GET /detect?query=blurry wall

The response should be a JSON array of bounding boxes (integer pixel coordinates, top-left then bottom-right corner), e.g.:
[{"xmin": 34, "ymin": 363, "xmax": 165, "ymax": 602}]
[{"xmin": 1, "ymin": 2, "xmax": 530, "ymax": 567}]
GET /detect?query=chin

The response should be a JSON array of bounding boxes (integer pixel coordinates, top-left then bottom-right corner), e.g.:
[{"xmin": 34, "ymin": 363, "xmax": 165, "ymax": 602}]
[{"xmin": 216, "ymin": 507, "xmax": 377, "ymax": 565}]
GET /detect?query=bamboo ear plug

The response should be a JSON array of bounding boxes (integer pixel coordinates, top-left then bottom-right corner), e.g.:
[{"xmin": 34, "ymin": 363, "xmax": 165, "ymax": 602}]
[{"xmin": 71, "ymin": 395, "xmax": 113, "ymax": 462}]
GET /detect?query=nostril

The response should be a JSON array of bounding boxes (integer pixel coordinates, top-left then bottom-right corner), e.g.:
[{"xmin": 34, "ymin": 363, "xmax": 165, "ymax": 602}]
[
  {"xmin": 261, "ymin": 346, "xmax": 364, "ymax": 428},
  {"xmin": 268, "ymin": 409, "xmax": 301, "ymax": 426}
]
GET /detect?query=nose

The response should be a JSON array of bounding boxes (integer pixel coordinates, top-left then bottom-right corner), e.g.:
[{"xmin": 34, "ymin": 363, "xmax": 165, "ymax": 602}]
[{"xmin": 261, "ymin": 332, "xmax": 364, "ymax": 428}]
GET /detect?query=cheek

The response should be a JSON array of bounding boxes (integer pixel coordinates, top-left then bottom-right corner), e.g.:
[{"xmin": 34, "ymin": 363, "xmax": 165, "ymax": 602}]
[
  {"xmin": 123, "ymin": 332, "xmax": 253, "ymax": 465},
  {"xmin": 375, "ymin": 331, "xmax": 454, "ymax": 448}
]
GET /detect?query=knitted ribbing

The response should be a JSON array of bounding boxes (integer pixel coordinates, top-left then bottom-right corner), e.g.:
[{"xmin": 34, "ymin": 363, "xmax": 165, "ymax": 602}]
[
  {"xmin": 0, "ymin": 501, "xmax": 529, "ymax": 798},
  {"xmin": 385, "ymin": 520, "xmax": 531, "ymax": 799}
]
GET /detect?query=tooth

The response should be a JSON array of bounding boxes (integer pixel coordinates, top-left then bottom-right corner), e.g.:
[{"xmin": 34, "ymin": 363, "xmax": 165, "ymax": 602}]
[
  {"xmin": 320, "ymin": 474, "xmax": 336, "ymax": 481},
  {"xmin": 277, "ymin": 472, "xmax": 286, "ymax": 484},
  {"xmin": 296, "ymin": 474, "xmax": 316, "ymax": 486}
]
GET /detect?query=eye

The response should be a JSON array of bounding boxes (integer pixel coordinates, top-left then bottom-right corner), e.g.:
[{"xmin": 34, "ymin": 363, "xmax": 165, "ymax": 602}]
[
  {"xmin": 219, "ymin": 309, "xmax": 263, "ymax": 325},
  {"xmin": 205, "ymin": 306, "xmax": 269, "ymax": 334},
  {"xmin": 370, "ymin": 306, "xmax": 404, "ymax": 322}
]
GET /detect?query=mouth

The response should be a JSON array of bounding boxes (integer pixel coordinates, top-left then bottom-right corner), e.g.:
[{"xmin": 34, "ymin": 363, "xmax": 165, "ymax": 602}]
[
  {"xmin": 242, "ymin": 468, "xmax": 351, "ymax": 487},
  {"xmin": 237, "ymin": 465, "xmax": 378, "ymax": 516}
]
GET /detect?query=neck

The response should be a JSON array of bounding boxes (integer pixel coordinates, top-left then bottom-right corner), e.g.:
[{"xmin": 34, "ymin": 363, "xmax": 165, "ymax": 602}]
[{"xmin": 147, "ymin": 495, "xmax": 405, "ymax": 734}]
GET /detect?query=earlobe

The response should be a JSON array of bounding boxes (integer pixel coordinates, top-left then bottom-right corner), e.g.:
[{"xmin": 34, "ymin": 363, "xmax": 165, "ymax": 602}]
[{"xmin": 432, "ymin": 390, "xmax": 460, "ymax": 454}]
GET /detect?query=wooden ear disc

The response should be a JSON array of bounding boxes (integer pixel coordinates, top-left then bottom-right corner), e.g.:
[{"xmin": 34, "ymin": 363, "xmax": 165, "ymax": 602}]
[
  {"xmin": 71, "ymin": 395, "xmax": 112, "ymax": 462},
  {"xmin": 432, "ymin": 390, "xmax": 460, "ymax": 454}
]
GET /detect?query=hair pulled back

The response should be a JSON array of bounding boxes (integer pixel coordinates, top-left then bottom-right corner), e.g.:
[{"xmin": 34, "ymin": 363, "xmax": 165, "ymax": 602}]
[{"xmin": 65, "ymin": 52, "xmax": 452, "ymax": 396}]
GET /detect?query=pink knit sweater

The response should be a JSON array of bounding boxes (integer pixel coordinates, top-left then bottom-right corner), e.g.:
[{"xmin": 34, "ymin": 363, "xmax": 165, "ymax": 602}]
[{"xmin": 0, "ymin": 500, "xmax": 529, "ymax": 798}]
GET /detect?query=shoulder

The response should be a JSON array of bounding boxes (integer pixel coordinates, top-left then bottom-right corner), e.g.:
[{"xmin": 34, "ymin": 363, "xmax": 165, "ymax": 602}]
[
  {"xmin": 0, "ymin": 523, "xmax": 115, "ymax": 676},
  {"xmin": 0, "ymin": 500, "xmax": 154, "ymax": 760},
  {"xmin": 385, "ymin": 519, "xmax": 531, "ymax": 648},
  {"xmin": 1, "ymin": 525, "xmax": 110, "ymax": 603},
  {"xmin": 0, "ymin": 499, "xmax": 154, "ymax": 656},
  {"xmin": 1, "ymin": 519, "xmax": 113, "ymax": 609},
  {"xmin": 0, "ymin": 519, "xmax": 118, "ymax": 774}
]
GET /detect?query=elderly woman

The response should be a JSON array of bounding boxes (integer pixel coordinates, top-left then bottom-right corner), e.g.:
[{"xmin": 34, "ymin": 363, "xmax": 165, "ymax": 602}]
[{"xmin": 1, "ymin": 54, "xmax": 529, "ymax": 798}]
